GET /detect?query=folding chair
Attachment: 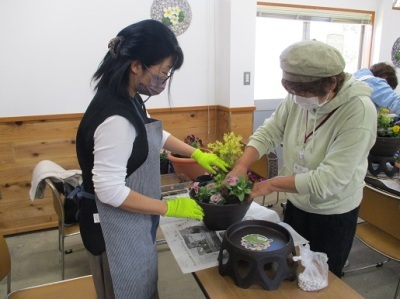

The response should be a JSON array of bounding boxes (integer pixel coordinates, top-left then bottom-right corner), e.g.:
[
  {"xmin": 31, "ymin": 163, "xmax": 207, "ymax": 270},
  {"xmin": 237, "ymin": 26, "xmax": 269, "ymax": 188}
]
[
  {"xmin": 343, "ymin": 184, "xmax": 400, "ymax": 298},
  {"xmin": 45, "ymin": 178, "xmax": 83, "ymax": 280},
  {"xmin": 0, "ymin": 233, "xmax": 96, "ymax": 299}
]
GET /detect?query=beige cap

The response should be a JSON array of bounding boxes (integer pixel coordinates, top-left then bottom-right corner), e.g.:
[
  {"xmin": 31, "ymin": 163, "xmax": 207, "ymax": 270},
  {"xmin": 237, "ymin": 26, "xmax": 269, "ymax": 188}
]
[{"xmin": 280, "ymin": 40, "xmax": 345, "ymax": 82}]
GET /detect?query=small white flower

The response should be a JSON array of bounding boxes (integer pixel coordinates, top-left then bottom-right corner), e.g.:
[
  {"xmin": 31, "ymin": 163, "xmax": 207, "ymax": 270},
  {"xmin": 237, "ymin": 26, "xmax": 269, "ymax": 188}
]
[
  {"xmin": 163, "ymin": 7, "xmax": 173, "ymax": 18},
  {"xmin": 172, "ymin": 6, "xmax": 180, "ymax": 15},
  {"xmin": 171, "ymin": 16, "xmax": 179, "ymax": 25}
]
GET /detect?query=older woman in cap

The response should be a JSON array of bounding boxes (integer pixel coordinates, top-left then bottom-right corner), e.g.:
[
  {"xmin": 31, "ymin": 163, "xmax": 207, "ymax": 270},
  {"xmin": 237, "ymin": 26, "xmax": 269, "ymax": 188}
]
[{"xmin": 228, "ymin": 40, "xmax": 377, "ymax": 277}]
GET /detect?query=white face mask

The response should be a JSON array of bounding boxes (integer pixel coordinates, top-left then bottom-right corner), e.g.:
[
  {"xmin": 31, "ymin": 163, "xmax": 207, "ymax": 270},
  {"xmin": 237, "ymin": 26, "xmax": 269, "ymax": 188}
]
[{"xmin": 294, "ymin": 93, "xmax": 330, "ymax": 111}]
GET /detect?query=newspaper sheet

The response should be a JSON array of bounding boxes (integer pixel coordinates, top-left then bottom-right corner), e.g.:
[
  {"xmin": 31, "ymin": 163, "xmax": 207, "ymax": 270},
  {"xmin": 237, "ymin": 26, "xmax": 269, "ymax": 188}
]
[{"xmin": 160, "ymin": 201, "xmax": 308, "ymax": 273}]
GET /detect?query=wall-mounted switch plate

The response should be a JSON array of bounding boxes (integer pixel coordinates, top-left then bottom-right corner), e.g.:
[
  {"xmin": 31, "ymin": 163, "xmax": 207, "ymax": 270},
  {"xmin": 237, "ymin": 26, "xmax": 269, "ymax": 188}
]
[{"xmin": 244, "ymin": 72, "xmax": 251, "ymax": 85}]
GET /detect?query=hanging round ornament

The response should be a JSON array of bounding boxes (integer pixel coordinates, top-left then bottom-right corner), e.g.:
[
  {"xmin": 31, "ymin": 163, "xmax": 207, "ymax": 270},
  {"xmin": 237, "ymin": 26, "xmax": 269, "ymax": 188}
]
[
  {"xmin": 391, "ymin": 37, "xmax": 400, "ymax": 68},
  {"xmin": 150, "ymin": 0, "xmax": 192, "ymax": 36}
]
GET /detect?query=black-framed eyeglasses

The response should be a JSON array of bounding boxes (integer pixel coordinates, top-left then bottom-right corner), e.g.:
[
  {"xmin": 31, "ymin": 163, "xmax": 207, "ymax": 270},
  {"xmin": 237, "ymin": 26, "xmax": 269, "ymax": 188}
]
[{"xmin": 145, "ymin": 65, "xmax": 171, "ymax": 84}]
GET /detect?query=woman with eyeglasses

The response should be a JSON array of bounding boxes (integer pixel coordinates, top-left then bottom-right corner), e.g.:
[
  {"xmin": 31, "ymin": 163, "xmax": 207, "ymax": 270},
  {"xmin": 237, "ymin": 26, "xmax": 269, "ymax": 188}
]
[{"xmin": 76, "ymin": 20, "xmax": 227, "ymax": 299}]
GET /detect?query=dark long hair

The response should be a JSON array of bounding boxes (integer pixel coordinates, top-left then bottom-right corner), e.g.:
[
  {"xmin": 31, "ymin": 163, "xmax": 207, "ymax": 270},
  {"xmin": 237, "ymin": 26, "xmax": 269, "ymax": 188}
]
[
  {"xmin": 92, "ymin": 19, "xmax": 184, "ymax": 99},
  {"xmin": 370, "ymin": 62, "xmax": 398, "ymax": 90}
]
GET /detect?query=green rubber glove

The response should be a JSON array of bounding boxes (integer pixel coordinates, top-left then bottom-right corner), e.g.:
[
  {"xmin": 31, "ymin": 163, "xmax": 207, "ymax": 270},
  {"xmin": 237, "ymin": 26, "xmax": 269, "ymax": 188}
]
[
  {"xmin": 191, "ymin": 149, "xmax": 228, "ymax": 174},
  {"xmin": 165, "ymin": 197, "xmax": 204, "ymax": 220}
]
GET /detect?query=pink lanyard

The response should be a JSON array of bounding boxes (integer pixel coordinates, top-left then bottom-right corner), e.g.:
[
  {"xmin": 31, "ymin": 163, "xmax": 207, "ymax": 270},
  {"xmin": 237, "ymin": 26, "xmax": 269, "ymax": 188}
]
[{"xmin": 304, "ymin": 107, "xmax": 339, "ymax": 144}]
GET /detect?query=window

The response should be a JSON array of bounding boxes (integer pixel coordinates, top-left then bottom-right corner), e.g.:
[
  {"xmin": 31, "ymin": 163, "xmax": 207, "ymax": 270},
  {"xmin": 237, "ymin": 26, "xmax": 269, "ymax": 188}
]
[{"xmin": 255, "ymin": 4, "xmax": 374, "ymax": 100}]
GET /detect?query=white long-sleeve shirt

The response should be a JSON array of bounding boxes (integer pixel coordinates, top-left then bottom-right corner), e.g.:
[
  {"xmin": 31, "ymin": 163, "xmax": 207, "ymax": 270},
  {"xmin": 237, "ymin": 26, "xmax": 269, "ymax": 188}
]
[{"xmin": 92, "ymin": 115, "xmax": 170, "ymax": 207}]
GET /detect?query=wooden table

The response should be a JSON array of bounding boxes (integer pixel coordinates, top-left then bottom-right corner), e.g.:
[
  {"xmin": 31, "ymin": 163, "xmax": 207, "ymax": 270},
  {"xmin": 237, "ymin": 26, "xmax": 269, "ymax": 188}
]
[{"xmin": 194, "ymin": 266, "xmax": 363, "ymax": 299}]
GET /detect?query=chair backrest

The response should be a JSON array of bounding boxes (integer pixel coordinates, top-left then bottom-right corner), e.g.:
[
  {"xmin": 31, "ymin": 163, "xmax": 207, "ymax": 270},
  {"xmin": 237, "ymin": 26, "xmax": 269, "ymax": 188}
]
[
  {"xmin": 361, "ymin": 184, "xmax": 400, "ymax": 240},
  {"xmin": 44, "ymin": 179, "xmax": 65, "ymax": 223},
  {"xmin": 0, "ymin": 233, "xmax": 11, "ymax": 294}
]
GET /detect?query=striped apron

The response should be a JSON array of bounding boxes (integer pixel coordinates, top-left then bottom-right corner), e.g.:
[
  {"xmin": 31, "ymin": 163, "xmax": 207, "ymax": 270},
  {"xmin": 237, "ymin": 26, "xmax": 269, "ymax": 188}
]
[{"xmin": 96, "ymin": 119, "xmax": 162, "ymax": 299}]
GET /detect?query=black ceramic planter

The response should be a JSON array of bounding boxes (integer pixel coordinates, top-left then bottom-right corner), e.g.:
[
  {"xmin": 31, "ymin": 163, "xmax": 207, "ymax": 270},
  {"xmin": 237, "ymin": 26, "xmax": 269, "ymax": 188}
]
[
  {"xmin": 189, "ymin": 187, "xmax": 251, "ymax": 231},
  {"xmin": 197, "ymin": 200, "xmax": 251, "ymax": 231},
  {"xmin": 368, "ymin": 137, "xmax": 400, "ymax": 177},
  {"xmin": 194, "ymin": 174, "xmax": 214, "ymax": 185},
  {"xmin": 218, "ymin": 220, "xmax": 297, "ymax": 290},
  {"xmin": 369, "ymin": 136, "xmax": 400, "ymax": 157}
]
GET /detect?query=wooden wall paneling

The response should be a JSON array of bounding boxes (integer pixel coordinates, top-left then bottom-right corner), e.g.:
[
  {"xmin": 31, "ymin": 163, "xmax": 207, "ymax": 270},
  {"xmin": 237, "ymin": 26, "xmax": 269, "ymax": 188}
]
[
  {"xmin": 149, "ymin": 106, "xmax": 218, "ymax": 145},
  {"xmin": 0, "ymin": 119, "xmax": 80, "ymax": 143},
  {"xmin": 229, "ymin": 111, "xmax": 254, "ymax": 141},
  {"xmin": 0, "ymin": 143, "xmax": 14, "ymax": 164},
  {"xmin": 216, "ymin": 110, "xmax": 230, "ymax": 141},
  {"xmin": 13, "ymin": 139, "xmax": 77, "ymax": 162},
  {"xmin": 215, "ymin": 106, "xmax": 255, "ymax": 141},
  {"xmin": 0, "ymin": 116, "xmax": 82, "ymax": 236},
  {"xmin": 0, "ymin": 199, "xmax": 57, "ymax": 235}
]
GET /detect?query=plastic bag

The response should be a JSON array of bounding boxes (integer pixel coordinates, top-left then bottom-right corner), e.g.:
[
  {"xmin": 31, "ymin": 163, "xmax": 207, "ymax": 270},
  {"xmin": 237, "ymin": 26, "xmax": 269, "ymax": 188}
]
[{"xmin": 293, "ymin": 244, "xmax": 329, "ymax": 291}]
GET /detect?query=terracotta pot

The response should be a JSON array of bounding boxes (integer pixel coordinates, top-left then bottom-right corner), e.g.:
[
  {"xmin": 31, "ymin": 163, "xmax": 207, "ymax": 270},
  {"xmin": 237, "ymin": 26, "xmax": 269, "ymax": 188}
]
[
  {"xmin": 189, "ymin": 188, "xmax": 251, "ymax": 231},
  {"xmin": 167, "ymin": 149, "xmax": 210, "ymax": 181}
]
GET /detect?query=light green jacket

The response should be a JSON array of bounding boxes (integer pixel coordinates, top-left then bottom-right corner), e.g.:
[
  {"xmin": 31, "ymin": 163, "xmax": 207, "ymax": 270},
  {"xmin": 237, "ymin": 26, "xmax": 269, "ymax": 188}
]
[{"xmin": 248, "ymin": 74, "xmax": 377, "ymax": 214}]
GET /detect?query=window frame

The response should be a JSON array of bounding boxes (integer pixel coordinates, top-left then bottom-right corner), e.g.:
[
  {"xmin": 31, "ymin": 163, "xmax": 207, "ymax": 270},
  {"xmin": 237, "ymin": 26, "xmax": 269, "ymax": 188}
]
[{"xmin": 255, "ymin": 2, "xmax": 375, "ymax": 100}]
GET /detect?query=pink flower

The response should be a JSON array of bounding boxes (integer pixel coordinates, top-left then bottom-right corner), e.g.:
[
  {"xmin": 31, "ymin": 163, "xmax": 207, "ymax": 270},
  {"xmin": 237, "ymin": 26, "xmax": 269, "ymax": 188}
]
[
  {"xmin": 210, "ymin": 193, "xmax": 223, "ymax": 204},
  {"xmin": 206, "ymin": 183, "xmax": 216, "ymax": 189},
  {"xmin": 193, "ymin": 182, "xmax": 199, "ymax": 193},
  {"xmin": 227, "ymin": 177, "xmax": 238, "ymax": 186}
]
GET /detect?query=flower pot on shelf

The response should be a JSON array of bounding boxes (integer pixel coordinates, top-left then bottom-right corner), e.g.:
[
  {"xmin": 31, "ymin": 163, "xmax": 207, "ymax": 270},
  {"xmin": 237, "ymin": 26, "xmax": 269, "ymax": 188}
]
[
  {"xmin": 167, "ymin": 149, "xmax": 210, "ymax": 181},
  {"xmin": 369, "ymin": 136, "xmax": 400, "ymax": 157},
  {"xmin": 368, "ymin": 137, "xmax": 400, "ymax": 178},
  {"xmin": 160, "ymin": 159, "xmax": 169, "ymax": 174}
]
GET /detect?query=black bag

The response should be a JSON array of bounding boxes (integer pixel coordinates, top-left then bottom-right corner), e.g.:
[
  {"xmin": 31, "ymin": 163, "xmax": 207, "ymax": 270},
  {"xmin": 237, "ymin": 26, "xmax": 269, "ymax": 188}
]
[{"xmin": 52, "ymin": 181, "xmax": 80, "ymax": 225}]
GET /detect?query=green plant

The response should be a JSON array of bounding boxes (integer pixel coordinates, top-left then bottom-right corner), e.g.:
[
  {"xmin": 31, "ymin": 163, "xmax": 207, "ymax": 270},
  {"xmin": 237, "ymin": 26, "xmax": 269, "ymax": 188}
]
[
  {"xmin": 223, "ymin": 176, "xmax": 253, "ymax": 202},
  {"xmin": 207, "ymin": 132, "xmax": 243, "ymax": 169},
  {"xmin": 192, "ymin": 182, "xmax": 224, "ymax": 204},
  {"xmin": 377, "ymin": 107, "xmax": 400, "ymax": 137},
  {"xmin": 160, "ymin": 149, "xmax": 169, "ymax": 161},
  {"xmin": 184, "ymin": 135, "xmax": 203, "ymax": 149},
  {"xmin": 191, "ymin": 175, "xmax": 253, "ymax": 205}
]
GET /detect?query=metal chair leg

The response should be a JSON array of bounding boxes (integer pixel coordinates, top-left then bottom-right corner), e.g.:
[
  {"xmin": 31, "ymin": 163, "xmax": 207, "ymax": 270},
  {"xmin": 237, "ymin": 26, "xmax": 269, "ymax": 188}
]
[
  {"xmin": 156, "ymin": 239, "xmax": 167, "ymax": 246},
  {"xmin": 394, "ymin": 276, "xmax": 400, "ymax": 299},
  {"xmin": 261, "ymin": 192, "xmax": 280, "ymax": 207},
  {"xmin": 343, "ymin": 257, "xmax": 390, "ymax": 275},
  {"xmin": 267, "ymin": 192, "xmax": 280, "ymax": 208},
  {"xmin": 61, "ymin": 235, "xmax": 65, "ymax": 280}
]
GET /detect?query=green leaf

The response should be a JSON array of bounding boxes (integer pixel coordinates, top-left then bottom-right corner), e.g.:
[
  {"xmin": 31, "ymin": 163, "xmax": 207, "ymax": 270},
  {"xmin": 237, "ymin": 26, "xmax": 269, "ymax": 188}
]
[{"xmin": 162, "ymin": 17, "xmax": 172, "ymax": 26}]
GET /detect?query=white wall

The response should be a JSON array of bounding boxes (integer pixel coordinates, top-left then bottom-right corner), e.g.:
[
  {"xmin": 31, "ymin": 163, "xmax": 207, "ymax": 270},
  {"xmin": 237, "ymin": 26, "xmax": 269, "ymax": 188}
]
[
  {"xmin": 0, "ymin": 0, "xmax": 399, "ymax": 117},
  {"xmin": 0, "ymin": 0, "xmax": 214, "ymax": 117}
]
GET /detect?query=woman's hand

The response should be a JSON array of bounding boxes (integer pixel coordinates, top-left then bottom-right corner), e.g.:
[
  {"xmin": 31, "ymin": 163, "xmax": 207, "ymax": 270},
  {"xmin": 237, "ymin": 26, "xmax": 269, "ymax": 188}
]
[
  {"xmin": 191, "ymin": 149, "xmax": 228, "ymax": 173},
  {"xmin": 250, "ymin": 180, "xmax": 274, "ymax": 199},
  {"xmin": 164, "ymin": 197, "xmax": 204, "ymax": 220},
  {"xmin": 225, "ymin": 163, "xmax": 248, "ymax": 181}
]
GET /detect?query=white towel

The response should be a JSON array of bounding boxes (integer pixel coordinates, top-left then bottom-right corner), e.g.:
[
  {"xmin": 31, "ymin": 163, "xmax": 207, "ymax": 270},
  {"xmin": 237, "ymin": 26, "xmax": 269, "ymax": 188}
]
[{"xmin": 30, "ymin": 160, "xmax": 82, "ymax": 200}]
